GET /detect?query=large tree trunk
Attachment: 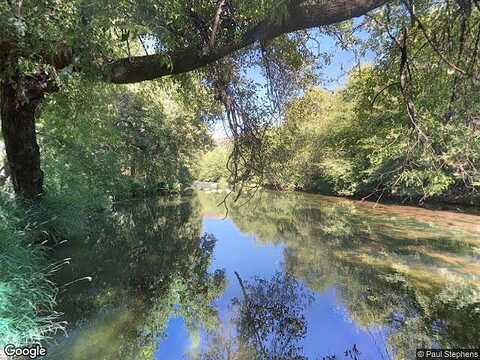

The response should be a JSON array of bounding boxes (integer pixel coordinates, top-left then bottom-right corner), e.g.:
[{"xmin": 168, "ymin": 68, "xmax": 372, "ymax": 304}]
[{"xmin": 0, "ymin": 70, "xmax": 50, "ymax": 200}]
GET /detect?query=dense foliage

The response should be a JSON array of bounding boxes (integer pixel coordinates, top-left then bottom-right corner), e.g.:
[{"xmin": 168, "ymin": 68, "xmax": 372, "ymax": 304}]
[
  {"xmin": 40, "ymin": 76, "xmax": 215, "ymax": 199},
  {"xmin": 199, "ymin": 72, "xmax": 480, "ymax": 204},
  {"xmin": 198, "ymin": 1, "xmax": 480, "ymax": 205},
  {"xmin": 260, "ymin": 66, "xmax": 480, "ymax": 203},
  {"xmin": 195, "ymin": 144, "xmax": 231, "ymax": 184}
]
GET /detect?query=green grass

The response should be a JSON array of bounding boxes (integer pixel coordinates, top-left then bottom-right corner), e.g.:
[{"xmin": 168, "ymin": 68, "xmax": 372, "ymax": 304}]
[{"xmin": 0, "ymin": 193, "xmax": 64, "ymax": 347}]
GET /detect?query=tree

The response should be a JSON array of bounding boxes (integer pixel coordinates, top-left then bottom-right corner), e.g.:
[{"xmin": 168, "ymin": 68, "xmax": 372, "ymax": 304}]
[
  {"xmin": 0, "ymin": 0, "xmax": 389, "ymax": 200},
  {"xmin": 197, "ymin": 0, "xmax": 480, "ymax": 203},
  {"xmin": 39, "ymin": 77, "xmax": 214, "ymax": 199}
]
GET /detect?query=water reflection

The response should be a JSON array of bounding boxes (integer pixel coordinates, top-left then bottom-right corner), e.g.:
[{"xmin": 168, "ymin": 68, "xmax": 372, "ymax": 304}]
[
  {"xmin": 47, "ymin": 197, "xmax": 225, "ymax": 360},
  {"xmin": 199, "ymin": 191, "xmax": 480, "ymax": 359},
  {"xmin": 192, "ymin": 271, "xmax": 314, "ymax": 360},
  {"xmin": 47, "ymin": 191, "xmax": 480, "ymax": 360}
]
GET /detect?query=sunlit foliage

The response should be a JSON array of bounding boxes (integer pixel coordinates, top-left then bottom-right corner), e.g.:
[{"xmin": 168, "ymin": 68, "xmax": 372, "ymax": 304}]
[{"xmin": 40, "ymin": 75, "xmax": 214, "ymax": 200}]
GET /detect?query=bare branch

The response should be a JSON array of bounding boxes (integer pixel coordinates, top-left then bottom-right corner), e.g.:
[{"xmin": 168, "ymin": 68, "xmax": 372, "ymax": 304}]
[
  {"xmin": 137, "ymin": 35, "xmax": 149, "ymax": 56},
  {"xmin": 209, "ymin": 0, "xmax": 226, "ymax": 49}
]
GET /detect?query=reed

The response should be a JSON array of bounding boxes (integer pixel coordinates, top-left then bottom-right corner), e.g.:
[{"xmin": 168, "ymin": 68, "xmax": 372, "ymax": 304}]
[{"xmin": 0, "ymin": 194, "xmax": 65, "ymax": 347}]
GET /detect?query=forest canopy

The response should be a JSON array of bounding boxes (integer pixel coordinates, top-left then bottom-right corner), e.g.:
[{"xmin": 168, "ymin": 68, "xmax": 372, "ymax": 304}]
[
  {"xmin": 1, "ymin": 0, "xmax": 477, "ymax": 203},
  {"xmin": 0, "ymin": 0, "xmax": 401, "ymax": 200}
]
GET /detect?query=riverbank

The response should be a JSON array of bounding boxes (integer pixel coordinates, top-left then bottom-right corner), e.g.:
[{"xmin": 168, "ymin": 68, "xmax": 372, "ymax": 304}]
[
  {"xmin": 0, "ymin": 194, "xmax": 64, "ymax": 351},
  {"xmin": 197, "ymin": 181, "xmax": 480, "ymax": 214},
  {"xmin": 305, "ymin": 189, "xmax": 480, "ymax": 214}
]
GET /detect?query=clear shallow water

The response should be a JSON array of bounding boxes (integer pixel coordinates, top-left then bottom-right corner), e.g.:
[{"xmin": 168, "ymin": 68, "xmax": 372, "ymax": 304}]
[{"xmin": 46, "ymin": 191, "xmax": 480, "ymax": 360}]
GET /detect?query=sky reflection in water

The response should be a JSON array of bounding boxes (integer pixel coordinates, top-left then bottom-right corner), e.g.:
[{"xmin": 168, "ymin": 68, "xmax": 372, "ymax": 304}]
[
  {"xmin": 156, "ymin": 217, "xmax": 390, "ymax": 360},
  {"xmin": 46, "ymin": 191, "xmax": 480, "ymax": 360}
]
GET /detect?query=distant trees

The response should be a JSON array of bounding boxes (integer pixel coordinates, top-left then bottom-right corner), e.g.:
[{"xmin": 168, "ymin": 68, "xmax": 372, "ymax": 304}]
[
  {"xmin": 196, "ymin": 145, "xmax": 231, "ymax": 184},
  {"xmin": 262, "ymin": 67, "xmax": 480, "ymax": 202},
  {"xmin": 40, "ymin": 77, "xmax": 214, "ymax": 199},
  {"xmin": 0, "ymin": 0, "xmax": 389, "ymax": 200},
  {"xmin": 200, "ymin": 66, "xmax": 480, "ymax": 203},
  {"xmin": 198, "ymin": 0, "xmax": 480, "ymax": 204}
]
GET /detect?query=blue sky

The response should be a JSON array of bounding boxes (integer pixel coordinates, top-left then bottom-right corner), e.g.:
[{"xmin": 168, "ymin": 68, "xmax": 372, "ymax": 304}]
[{"xmin": 210, "ymin": 28, "xmax": 375, "ymax": 138}]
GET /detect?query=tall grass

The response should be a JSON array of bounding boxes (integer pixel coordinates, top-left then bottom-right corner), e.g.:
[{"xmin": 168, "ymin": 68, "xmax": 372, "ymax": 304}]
[{"xmin": 0, "ymin": 193, "xmax": 65, "ymax": 347}]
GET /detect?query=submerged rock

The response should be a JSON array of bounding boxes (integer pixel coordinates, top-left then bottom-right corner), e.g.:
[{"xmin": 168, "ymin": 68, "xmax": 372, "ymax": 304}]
[{"xmin": 193, "ymin": 181, "xmax": 219, "ymax": 191}]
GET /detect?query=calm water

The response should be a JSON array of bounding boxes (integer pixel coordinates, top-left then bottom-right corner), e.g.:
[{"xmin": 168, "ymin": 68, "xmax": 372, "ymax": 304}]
[{"xmin": 46, "ymin": 191, "xmax": 480, "ymax": 360}]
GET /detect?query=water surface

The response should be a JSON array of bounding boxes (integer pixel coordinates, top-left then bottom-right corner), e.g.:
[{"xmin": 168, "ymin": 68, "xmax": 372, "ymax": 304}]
[{"xmin": 46, "ymin": 191, "xmax": 480, "ymax": 360}]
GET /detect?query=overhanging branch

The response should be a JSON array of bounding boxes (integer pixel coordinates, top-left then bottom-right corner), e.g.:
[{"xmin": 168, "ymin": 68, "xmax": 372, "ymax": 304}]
[{"xmin": 103, "ymin": 0, "xmax": 390, "ymax": 84}]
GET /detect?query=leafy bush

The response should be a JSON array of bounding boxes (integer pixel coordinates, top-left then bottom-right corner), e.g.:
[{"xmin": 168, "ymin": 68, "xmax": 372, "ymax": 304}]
[
  {"xmin": 40, "ymin": 76, "xmax": 214, "ymax": 200},
  {"xmin": 257, "ymin": 66, "xmax": 480, "ymax": 204},
  {"xmin": 198, "ymin": 69, "xmax": 479, "ymax": 204},
  {"xmin": 195, "ymin": 145, "xmax": 231, "ymax": 183}
]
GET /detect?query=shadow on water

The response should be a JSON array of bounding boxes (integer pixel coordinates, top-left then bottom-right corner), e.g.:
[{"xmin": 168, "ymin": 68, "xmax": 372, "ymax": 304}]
[
  {"xmin": 45, "ymin": 191, "xmax": 480, "ymax": 360},
  {"xmin": 46, "ymin": 197, "xmax": 226, "ymax": 360}
]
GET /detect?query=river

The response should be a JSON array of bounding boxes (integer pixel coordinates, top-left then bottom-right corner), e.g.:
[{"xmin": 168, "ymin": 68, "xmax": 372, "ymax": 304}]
[{"xmin": 45, "ymin": 191, "xmax": 480, "ymax": 360}]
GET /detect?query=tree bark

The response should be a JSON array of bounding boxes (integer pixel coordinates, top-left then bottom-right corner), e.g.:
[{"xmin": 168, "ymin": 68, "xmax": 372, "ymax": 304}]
[
  {"xmin": 0, "ymin": 69, "xmax": 50, "ymax": 200},
  {"xmin": 104, "ymin": 0, "xmax": 389, "ymax": 84}
]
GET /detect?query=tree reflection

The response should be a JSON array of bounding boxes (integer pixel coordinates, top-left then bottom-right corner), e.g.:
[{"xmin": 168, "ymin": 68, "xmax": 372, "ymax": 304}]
[
  {"xmin": 198, "ymin": 191, "xmax": 480, "ymax": 360},
  {"xmin": 46, "ymin": 196, "xmax": 226, "ymax": 360},
  {"xmin": 321, "ymin": 345, "xmax": 361, "ymax": 360},
  {"xmin": 233, "ymin": 271, "xmax": 314, "ymax": 360},
  {"xmin": 193, "ymin": 270, "xmax": 364, "ymax": 360},
  {"xmin": 193, "ymin": 271, "xmax": 313, "ymax": 360}
]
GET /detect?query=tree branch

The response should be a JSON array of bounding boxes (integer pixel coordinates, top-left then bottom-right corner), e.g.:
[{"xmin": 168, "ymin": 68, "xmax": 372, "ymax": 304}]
[
  {"xmin": 402, "ymin": 0, "xmax": 470, "ymax": 77},
  {"xmin": 103, "ymin": 0, "xmax": 390, "ymax": 84},
  {"xmin": 209, "ymin": 0, "xmax": 226, "ymax": 49}
]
